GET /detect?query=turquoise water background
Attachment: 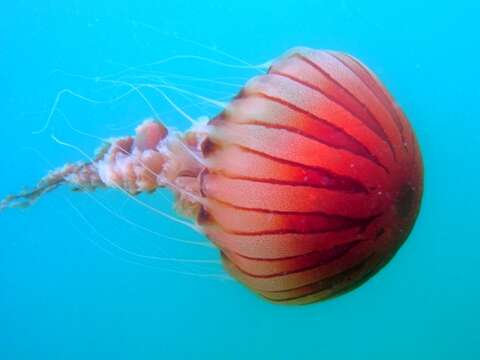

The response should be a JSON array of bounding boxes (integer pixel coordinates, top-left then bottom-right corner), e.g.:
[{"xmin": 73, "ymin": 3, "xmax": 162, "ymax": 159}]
[{"xmin": 1, "ymin": 1, "xmax": 479, "ymax": 358}]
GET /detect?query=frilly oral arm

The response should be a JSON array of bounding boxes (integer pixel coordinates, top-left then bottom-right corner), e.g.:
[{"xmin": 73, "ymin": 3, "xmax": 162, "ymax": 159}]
[{"xmin": 0, "ymin": 119, "xmax": 206, "ymax": 210}]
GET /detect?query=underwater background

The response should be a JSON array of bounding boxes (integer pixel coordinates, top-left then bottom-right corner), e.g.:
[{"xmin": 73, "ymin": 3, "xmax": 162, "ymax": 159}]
[{"xmin": 1, "ymin": 1, "xmax": 479, "ymax": 358}]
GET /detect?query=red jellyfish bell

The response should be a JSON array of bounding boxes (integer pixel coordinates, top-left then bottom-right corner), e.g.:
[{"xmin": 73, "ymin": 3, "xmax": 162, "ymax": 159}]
[
  {"xmin": 203, "ymin": 48, "xmax": 423, "ymax": 303},
  {"xmin": 2, "ymin": 48, "xmax": 423, "ymax": 304}
]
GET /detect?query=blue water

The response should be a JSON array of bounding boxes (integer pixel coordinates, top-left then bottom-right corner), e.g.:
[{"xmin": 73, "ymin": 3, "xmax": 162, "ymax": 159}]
[{"xmin": 1, "ymin": 1, "xmax": 479, "ymax": 359}]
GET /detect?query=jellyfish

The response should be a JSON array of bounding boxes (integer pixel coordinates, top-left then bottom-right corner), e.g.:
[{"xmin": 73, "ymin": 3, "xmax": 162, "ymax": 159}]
[{"xmin": 1, "ymin": 47, "xmax": 423, "ymax": 304}]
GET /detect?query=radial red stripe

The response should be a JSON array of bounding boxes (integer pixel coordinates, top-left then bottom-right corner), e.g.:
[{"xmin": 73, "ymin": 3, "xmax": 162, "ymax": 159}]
[
  {"xmin": 242, "ymin": 75, "xmax": 398, "ymax": 169},
  {"xmin": 326, "ymin": 51, "xmax": 409, "ymax": 149},
  {"xmin": 270, "ymin": 61, "xmax": 397, "ymax": 161}
]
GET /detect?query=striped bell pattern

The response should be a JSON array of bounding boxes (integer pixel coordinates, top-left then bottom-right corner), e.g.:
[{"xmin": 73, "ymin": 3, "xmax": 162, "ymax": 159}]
[{"xmin": 197, "ymin": 48, "xmax": 423, "ymax": 304}]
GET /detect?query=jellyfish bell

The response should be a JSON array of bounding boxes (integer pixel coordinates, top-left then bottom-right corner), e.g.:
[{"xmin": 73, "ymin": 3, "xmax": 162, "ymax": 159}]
[{"xmin": 1, "ymin": 47, "xmax": 423, "ymax": 304}]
